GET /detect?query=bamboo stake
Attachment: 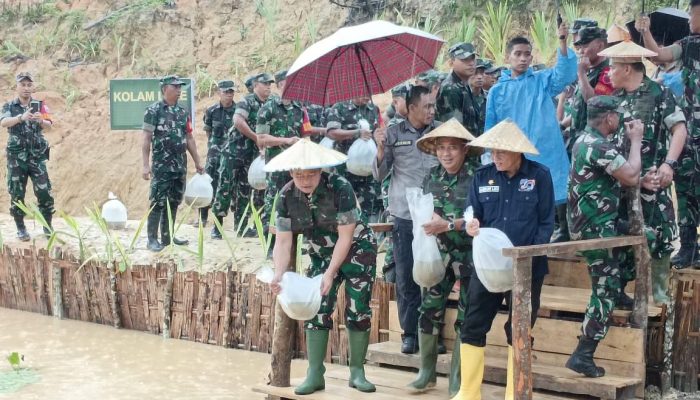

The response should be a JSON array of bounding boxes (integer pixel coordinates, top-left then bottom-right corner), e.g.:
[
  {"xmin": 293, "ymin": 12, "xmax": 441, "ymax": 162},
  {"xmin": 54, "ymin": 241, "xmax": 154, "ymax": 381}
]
[
  {"xmin": 662, "ymin": 272, "xmax": 677, "ymax": 394},
  {"xmin": 162, "ymin": 263, "xmax": 176, "ymax": 338},
  {"xmin": 512, "ymin": 256, "xmax": 534, "ymax": 400},
  {"xmin": 223, "ymin": 265, "xmax": 234, "ymax": 348},
  {"xmin": 109, "ymin": 263, "xmax": 122, "ymax": 329},
  {"xmin": 51, "ymin": 248, "xmax": 63, "ymax": 319}
]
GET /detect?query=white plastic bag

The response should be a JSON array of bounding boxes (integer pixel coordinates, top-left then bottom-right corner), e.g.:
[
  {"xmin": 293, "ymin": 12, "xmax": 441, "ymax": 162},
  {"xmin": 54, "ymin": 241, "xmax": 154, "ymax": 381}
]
[
  {"xmin": 406, "ymin": 187, "xmax": 445, "ymax": 288},
  {"xmin": 256, "ymin": 266, "xmax": 323, "ymax": 320},
  {"xmin": 346, "ymin": 139, "xmax": 377, "ymax": 176},
  {"xmin": 319, "ymin": 136, "xmax": 335, "ymax": 149},
  {"xmin": 101, "ymin": 192, "xmax": 127, "ymax": 230},
  {"xmin": 184, "ymin": 173, "xmax": 214, "ymax": 209},
  {"xmin": 248, "ymin": 155, "xmax": 267, "ymax": 190},
  {"xmin": 472, "ymin": 228, "xmax": 514, "ymax": 293}
]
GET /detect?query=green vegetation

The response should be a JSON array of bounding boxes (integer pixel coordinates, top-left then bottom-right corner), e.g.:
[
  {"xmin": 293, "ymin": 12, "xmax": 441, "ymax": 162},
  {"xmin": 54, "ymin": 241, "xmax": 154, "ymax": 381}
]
[
  {"xmin": 531, "ymin": 12, "xmax": 558, "ymax": 64},
  {"xmin": 479, "ymin": 1, "xmax": 512, "ymax": 66}
]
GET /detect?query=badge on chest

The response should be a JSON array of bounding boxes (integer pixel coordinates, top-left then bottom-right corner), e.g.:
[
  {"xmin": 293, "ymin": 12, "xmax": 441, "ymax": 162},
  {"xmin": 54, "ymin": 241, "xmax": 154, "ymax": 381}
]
[{"xmin": 519, "ymin": 179, "xmax": 535, "ymax": 192}]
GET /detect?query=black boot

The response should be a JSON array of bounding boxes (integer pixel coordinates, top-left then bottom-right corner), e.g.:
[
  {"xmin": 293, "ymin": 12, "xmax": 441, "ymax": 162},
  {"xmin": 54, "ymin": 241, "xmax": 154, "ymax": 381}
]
[
  {"xmin": 672, "ymin": 226, "xmax": 700, "ymax": 269},
  {"xmin": 161, "ymin": 205, "xmax": 189, "ymax": 246},
  {"xmin": 211, "ymin": 215, "xmax": 223, "ymax": 240},
  {"xmin": 616, "ymin": 281, "xmax": 635, "ymax": 311},
  {"xmin": 199, "ymin": 206, "xmax": 209, "ymax": 227},
  {"xmin": 551, "ymin": 203, "xmax": 570, "ymax": 243},
  {"xmin": 41, "ymin": 211, "xmax": 53, "ymax": 237},
  {"xmin": 14, "ymin": 215, "xmax": 30, "ymax": 242},
  {"xmin": 147, "ymin": 207, "xmax": 164, "ymax": 252},
  {"xmin": 566, "ymin": 336, "xmax": 605, "ymax": 377}
]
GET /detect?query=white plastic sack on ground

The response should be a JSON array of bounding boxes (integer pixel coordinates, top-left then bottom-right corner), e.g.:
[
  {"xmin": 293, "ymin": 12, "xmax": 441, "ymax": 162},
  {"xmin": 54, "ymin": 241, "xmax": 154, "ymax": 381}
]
[
  {"xmin": 473, "ymin": 227, "xmax": 514, "ymax": 293},
  {"xmin": 346, "ymin": 139, "xmax": 377, "ymax": 176},
  {"xmin": 101, "ymin": 192, "xmax": 127, "ymax": 230},
  {"xmin": 406, "ymin": 187, "xmax": 445, "ymax": 288},
  {"xmin": 184, "ymin": 173, "xmax": 214, "ymax": 209},
  {"xmin": 278, "ymin": 272, "xmax": 323, "ymax": 320},
  {"xmin": 320, "ymin": 136, "xmax": 335, "ymax": 149},
  {"xmin": 248, "ymin": 155, "xmax": 267, "ymax": 190}
]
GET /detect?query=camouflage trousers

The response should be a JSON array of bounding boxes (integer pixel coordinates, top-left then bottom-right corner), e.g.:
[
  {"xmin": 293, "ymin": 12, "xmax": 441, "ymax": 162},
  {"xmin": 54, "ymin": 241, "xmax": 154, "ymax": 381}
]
[
  {"xmin": 580, "ymin": 245, "xmax": 635, "ymax": 341},
  {"xmin": 149, "ymin": 172, "xmax": 185, "ymax": 210},
  {"xmin": 7, "ymin": 153, "xmax": 54, "ymax": 217},
  {"xmin": 418, "ymin": 264, "xmax": 470, "ymax": 336},
  {"xmin": 346, "ymin": 173, "xmax": 383, "ymax": 221},
  {"xmin": 212, "ymin": 151, "xmax": 262, "ymax": 226},
  {"xmin": 305, "ymin": 239, "xmax": 377, "ymax": 332},
  {"xmin": 674, "ymin": 141, "xmax": 700, "ymax": 228}
]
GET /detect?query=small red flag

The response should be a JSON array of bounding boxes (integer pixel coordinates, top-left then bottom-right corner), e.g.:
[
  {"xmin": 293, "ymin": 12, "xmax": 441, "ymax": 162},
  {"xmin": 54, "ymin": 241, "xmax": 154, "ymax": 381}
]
[{"xmin": 302, "ymin": 107, "xmax": 312, "ymax": 136}]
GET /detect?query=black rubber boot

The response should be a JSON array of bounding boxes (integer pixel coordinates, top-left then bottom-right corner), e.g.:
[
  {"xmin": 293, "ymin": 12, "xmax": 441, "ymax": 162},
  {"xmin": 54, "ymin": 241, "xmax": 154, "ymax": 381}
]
[
  {"xmin": 14, "ymin": 215, "xmax": 30, "ymax": 242},
  {"xmin": 199, "ymin": 206, "xmax": 209, "ymax": 227},
  {"xmin": 147, "ymin": 207, "xmax": 164, "ymax": 252},
  {"xmin": 551, "ymin": 203, "xmax": 570, "ymax": 243},
  {"xmin": 672, "ymin": 226, "xmax": 700, "ymax": 269},
  {"xmin": 616, "ymin": 281, "xmax": 635, "ymax": 311},
  {"xmin": 161, "ymin": 205, "xmax": 189, "ymax": 246},
  {"xmin": 211, "ymin": 215, "xmax": 223, "ymax": 240},
  {"xmin": 41, "ymin": 211, "xmax": 53, "ymax": 237},
  {"xmin": 566, "ymin": 336, "xmax": 605, "ymax": 377}
]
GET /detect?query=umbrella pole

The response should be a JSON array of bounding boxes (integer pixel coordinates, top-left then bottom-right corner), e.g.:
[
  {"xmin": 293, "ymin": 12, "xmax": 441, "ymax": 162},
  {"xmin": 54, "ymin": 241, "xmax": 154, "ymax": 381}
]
[{"xmin": 355, "ymin": 44, "xmax": 374, "ymax": 98}]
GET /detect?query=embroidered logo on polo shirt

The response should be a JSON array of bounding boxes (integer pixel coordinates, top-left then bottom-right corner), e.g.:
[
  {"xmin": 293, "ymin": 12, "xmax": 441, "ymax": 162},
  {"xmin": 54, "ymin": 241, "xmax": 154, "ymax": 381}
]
[
  {"xmin": 519, "ymin": 179, "xmax": 535, "ymax": 192},
  {"xmin": 394, "ymin": 140, "xmax": 412, "ymax": 147},
  {"xmin": 479, "ymin": 186, "xmax": 499, "ymax": 193}
]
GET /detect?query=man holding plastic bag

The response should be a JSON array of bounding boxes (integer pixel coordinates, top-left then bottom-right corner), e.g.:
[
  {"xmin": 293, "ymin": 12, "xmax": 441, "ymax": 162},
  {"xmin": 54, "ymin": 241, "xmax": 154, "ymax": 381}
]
[
  {"xmin": 267, "ymin": 139, "xmax": 377, "ymax": 395},
  {"xmin": 454, "ymin": 120, "xmax": 554, "ymax": 400},
  {"xmin": 406, "ymin": 119, "xmax": 480, "ymax": 396}
]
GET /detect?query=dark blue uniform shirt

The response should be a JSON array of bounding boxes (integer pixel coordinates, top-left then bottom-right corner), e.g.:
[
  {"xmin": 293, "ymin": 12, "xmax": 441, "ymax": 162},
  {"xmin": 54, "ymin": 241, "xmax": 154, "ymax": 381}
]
[{"xmin": 467, "ymin": 156, "xmax": 555, "ymax": 278}]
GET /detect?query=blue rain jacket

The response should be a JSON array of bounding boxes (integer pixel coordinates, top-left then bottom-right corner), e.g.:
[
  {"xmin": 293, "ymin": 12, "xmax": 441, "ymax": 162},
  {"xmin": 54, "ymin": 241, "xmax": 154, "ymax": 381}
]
[{"xmin": 485, "ymin": 48, "xmax": 578, "ymax": 204}]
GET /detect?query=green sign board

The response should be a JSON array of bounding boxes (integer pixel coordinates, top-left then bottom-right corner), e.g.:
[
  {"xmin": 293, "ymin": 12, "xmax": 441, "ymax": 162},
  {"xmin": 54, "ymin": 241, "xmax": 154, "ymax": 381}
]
[{"xmin": 109, "ymin": 78, "xmax": 195, "ymax": 130}]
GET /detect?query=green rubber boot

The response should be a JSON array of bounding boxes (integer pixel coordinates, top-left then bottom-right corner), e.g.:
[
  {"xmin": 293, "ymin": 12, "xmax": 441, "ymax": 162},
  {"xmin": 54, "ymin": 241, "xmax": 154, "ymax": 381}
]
[
  {"xmin": 294, "ymin": 330, "xmax": 329, "ymax": 395},
  {"xmin": 408, "ymin": 332, "xmax": 438, "ymax": 392},
  {"xmin": 347, "ymin": 330, "xmax": 376, "ymax": 393},
  {"xmin": 449, "ymin": 340, "xmax": 461, "ymax": 397}
]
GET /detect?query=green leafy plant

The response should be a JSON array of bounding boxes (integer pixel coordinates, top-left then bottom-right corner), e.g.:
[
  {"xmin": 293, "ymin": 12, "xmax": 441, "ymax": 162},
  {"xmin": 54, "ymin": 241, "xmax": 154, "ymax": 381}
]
[
  {"xmin": 85, "ymin": 204, "xmax": 132, "ymax": 272},
  {"xmin": 306, "ymin": 18, "xmax": 318, "ymax": 44},
  {"xmin": 451, "ymin": 12, "xmax": 476, "ymax": 44},
  {"xmin": 530, "ymin": 12, "xmax": 558, "ymax": 64},
  {"xmin": 249, "ymin": 191, "xmax": 277, "ymax": 259},
  {"xmin": 562, "ymin": 0, "xmax": 579, "ymax": 25},
  {"xmin": 128, "ymin": 206, "xmax": 152, "ymax": 252},
  {"xmin": 6, "ymin": 352, "xmax": 23, "ymax": 370},
  {"xmin": 212, "ymin": 214, "xmax": 242, "ymax": 269},
  {"xmin": 479, "ymin": 0, "xmax": 512, "ymax": 66},
  {"xmin": 0, "ymin": 41, "xmax": 24, "ymax": 59},
  {"xmin": 254, "ymin": 0, "xmax": 280, "ymax": 44},
  {"xmin": 194, "ymin": 64, "xmax": 217, "ymax": 99}
]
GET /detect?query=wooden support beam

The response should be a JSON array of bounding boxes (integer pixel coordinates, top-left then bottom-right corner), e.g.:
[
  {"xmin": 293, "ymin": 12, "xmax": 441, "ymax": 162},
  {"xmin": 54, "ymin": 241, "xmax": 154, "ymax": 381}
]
[
  {"xmin": 162, "ymin": 263, "xmax": 176, "ymax": 338},
  {"xmin": 108, "ymin": 263, "xmax": 122, "ymax": 329},
  {"xmin": 502, "ymin": 236, "xmax": 644, "ymax": 258},
  {"xmin": 512, "ymin": 256, "xmax": 533, "ymax": 400}
]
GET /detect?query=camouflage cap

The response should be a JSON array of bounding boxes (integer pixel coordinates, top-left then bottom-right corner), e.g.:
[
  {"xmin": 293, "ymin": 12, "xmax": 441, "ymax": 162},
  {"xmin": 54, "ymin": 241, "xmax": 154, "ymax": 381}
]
[
  {"xmin": 274, "ymin": 69, "xmax": 288, "ymax": 83},
  {"xmin": 574, "ymin": 27, "xmax": 607, "ymax": 46},
  {"xmin": 448, "ymin": 42, "xmax": 477, "ymax": 60},
  {"xmin": 15, "ymin": 72, "xmax": 33, "ymax": 82},
  {"xmin": 244, "ymin": 75, "xmax": 255, "ymax": 93},
  {"xmin": 476, "ymin": 59, "xmax": 493, "ymax": 70},
  {"xmin": 587, "ymin": 96, "xmax": 625, "ymax": 119},
  {"xmin": 160, "ymin": 74, "xmax": 187, "ymax": 87},
  {"xmin": 416, "ymin": 69, "xmax": 440, "ymax": 85},
  {"xmin": 571, "ymin": 18, "xmax": 598, "ymax": 34},
  {"xmin": 485, "ymin": 65, "xmax": 505, "ymax": 75},
  {"xmin": 217, "ymin": 80, "xmax": 236, "ymax": 91},
  {"xmin": 437, "ymin": 72, "xmax": 448, "ymax": 82},
  {"xmin": 253, "ymin": 72, "xmax": 275, "ymax": 84},
  {"xmin": 391, "ymin": 82, "xmax": 410, "ymax": 97}
]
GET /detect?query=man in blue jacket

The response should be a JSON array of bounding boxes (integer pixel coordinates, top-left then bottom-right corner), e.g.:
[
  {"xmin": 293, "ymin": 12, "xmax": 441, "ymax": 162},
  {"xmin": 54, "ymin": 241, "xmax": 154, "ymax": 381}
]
[{"xmin": 485, "ymin": 23, "xmax": 577, "ymax": 204}]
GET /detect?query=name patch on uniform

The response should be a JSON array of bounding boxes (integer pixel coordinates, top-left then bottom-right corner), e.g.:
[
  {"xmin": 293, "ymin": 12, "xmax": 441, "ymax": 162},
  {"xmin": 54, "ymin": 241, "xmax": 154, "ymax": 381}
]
[
  {"xmin": 519, "ymin": 179, "xmax": 535, "ymax": 192},
  {"xmin": 479, "ymin": 186, "xmax": 500, "ymax": 193},
  {"xmin": 394, "ymin": 140, "xmax": 412, "ymax": 147}
]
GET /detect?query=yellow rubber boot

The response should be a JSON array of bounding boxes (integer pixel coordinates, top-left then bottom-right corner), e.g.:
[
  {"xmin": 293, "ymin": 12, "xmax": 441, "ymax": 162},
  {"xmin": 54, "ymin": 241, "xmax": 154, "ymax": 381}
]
[
  {"xmin": 505, "ymin": 345, "xmax": 514, "ymax": 400},
  {"xmin": 453, "ymin": 343, "xmax": 485, "ymax": 400}
]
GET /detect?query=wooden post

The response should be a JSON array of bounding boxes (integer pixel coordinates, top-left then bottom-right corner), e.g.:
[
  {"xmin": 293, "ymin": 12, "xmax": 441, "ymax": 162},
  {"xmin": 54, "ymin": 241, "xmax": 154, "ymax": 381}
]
[
  {"xmin": 511, "ymin": 256, "xmax": 533, "ymax": 400},
  {"xmin": 52, "ymin": 265, "xmax": 63, "ymax": 319},
  {"xmin": 269, "ymin": 235, "xmax": 298, "ymax": 394},
  {"xmin": 108, "ymin": 263, "xmax": 122, "ymax": 329},
  {"xmin": 661, "ymin": 272, "xmax": 677, "ymax": 394},
  {"xmin": 223, "ymin": 265, "xmax": 234, "ymax": 348},
  {"xmin": 162, "ymin": 263, "xmax": 176, "ymax": 339}
]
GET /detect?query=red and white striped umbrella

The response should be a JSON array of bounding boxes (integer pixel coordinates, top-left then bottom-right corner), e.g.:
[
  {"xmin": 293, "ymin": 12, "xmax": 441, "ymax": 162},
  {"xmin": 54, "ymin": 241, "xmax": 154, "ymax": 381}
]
[{"xmin": 282, "ymin": 20, "xmax": 445, "ymax": 106}]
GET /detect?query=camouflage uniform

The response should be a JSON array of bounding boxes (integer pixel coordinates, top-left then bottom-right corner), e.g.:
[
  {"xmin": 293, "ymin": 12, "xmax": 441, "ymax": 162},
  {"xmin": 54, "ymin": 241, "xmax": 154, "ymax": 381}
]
[
  {"xmin": 305, "ymin": 103, "xmax": 326, "ymax": 143},
  {"xmin": 568, "ymin": 123, "xmax": 634, "ymax": 340},
  {"xmin": 276, "ymin": 172, "xmax": 377, "ymax": 331},
  {"xmin": 436, "ymin": 71, "xmax": 483, "ymax": 136},
  {"xmin": 202, "ymin": 92, "xmax": 236, "ymax": 222},
  {"xmin": 326, "ymin": 101, "xmax": 383, "ymax": 219},
  {"xmin": 212, "ymin": 92, "xmax": 265, "ymax": 223},
  {"xmin": 257, "ymin": 97, "xmax": 305, "ymax": 221},
  {"xmin": 569, "ymin": 59, "xmax": 613, "ymax": 152},
  {"xmin": 1, "ymin": 98, "xmax": 54, "ymax": 217},
  {"xmin": 613, "ymin": 77, "xmax": 684, "ymax": 260},
  {"xmin": 419, "ymin": 163, "xmax": 473, "ymax": 335}
]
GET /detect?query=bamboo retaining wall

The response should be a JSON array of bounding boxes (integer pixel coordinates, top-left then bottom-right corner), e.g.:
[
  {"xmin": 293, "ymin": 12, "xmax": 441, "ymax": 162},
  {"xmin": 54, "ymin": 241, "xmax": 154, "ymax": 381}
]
[{"xmin": 0, "ymin": 245, "xmax": 392, "ymax": 363}]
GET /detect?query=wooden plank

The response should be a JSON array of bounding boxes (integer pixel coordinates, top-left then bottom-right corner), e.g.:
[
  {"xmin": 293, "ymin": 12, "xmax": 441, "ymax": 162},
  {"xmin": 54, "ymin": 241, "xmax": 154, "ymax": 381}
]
[
  {"xmin": 512, "ymin": 256, "xmax": 533, "ymax": 400},
  {"xmin": 369, "ymin": 223, "xmax": 394, "ymax": 233},
  {"xmin": 502, "ymin": 236, "xmax": 644, "ymax": 259}
]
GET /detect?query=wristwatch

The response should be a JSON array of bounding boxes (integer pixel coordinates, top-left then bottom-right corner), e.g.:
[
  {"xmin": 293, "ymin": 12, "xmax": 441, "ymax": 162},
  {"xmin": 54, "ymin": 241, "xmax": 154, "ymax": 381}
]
[
  {"xmin": 447, "ymin": 221, "xmax": 455, "ymax": 231},
  {"xmin": 664, "ymin": 159, "xmax": 679, "ymax": 170}
]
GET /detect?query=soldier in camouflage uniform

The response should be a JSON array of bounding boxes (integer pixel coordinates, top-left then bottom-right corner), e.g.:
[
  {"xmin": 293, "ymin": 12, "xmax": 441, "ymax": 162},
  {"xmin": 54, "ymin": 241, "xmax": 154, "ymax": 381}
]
[
  {"xmin": 470, "ymin": 59, "xmax": 490, "ymax": 130},
  {"xmin": 566, "ymin": 96, "xmax": 644, "ymax": 377},
  {"xmin": 326, "ymin": 97, "xmax": 384, "ymax": 221},
  {"xmin": 570, "ymin": 18, "xmax": 598, "ymax": 44},
  {"xmin": 211, "ymin": 73, "xmax": 273, "ymax": 239},
  {"xmin": 408, "ymin": 120, "xmax": 478, "ymax": 396},
  {"xmin": 436, "ymin": 43, "xmax": 483, "ymax": 137},
  {"xmin": 415, "ymin": 70, "xmax": 442, "ymax": 100},
  {"xmin": 268, "ymin": 144, "xmax": 377, "ymax": 395},
  {"xmin": 200, "ymin": 80, "xmax": 237, "ymax": 226},
  {"xmin": 244, "ymin": 75, "xmax": 255, "ymax": 94},
  {"xmin": 142, "ymin": 75, "xmax": 204, "ymax": 251},
  {"xmin": 637, "ymin": 8, "xmax": 700, "ymax": 268},
  {"xmin": 606, "ymin": 42, "xmax": 688, "ymax": 304},
  {"xmin": 0, "ymin": 72, "xmax": 54, "ymax": 241}
]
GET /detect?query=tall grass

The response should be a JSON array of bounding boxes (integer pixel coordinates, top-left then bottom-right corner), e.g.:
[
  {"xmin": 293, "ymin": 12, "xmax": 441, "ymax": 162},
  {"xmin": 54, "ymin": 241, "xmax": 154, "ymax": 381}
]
[
  {"xmin": 531, "ymin": 12, "xmax": 558, "ymax": 64},
  {"xmin": 450, "ymin": 12, "xmax": 477, "ymax": 45},
  {"xmin": 562, "ymin": 1, "xmax": 579, "ymax": 25},
  {"xmin": 194, "ymin": 65, "xmax": 218, "ymax": 99},
  {"xmin": 255, "ymin": 0, "xmax": 280, "ymax": 44},
  {"xmin": 479, "ymin": 1, "xmax": 512, "ymax": 66}
]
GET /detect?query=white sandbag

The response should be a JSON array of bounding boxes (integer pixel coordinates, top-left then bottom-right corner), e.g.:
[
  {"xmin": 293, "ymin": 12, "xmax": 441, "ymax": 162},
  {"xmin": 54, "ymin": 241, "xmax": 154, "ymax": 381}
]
[
  {"xmin": 248, "ymin": 155, "xmax": 267, "ymax": 190},
  {"xmin": 346, "ymin": 139, "xmax": 377, "ymax": 176},
  {"xmin": 406, "ymin": 187, "xmax": 445, "ymax": 288},
  {"xmin": 472, "ymin": 227, "xmax": 514, "ymax": 293},
  {"xmin": 319, "ymin": 136, "xmax": 335, "ymax": 149},
  {"xmin": 184, "ymin": 173, "xmax": 214, "ymax": 209},
  {"xmin": 256, "ymin": 267, "xmax": 322, "ymax": 320},
  {"xmin": 101, "ymin": 192, "xmax": 127, "ymax": 230}
]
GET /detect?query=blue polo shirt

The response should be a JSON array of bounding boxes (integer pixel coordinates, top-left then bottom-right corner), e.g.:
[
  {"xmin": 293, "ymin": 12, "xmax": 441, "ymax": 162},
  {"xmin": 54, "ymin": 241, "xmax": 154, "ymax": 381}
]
[{"xmin": 467, "ymin": 156, "xmax": 555, "ymax": 278}]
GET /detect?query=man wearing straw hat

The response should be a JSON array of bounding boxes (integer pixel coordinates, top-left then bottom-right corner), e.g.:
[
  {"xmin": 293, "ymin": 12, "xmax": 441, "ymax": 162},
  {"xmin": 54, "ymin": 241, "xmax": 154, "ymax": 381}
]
[
  {"xmin": 266, "ymin": 138, "xmax": 377, "ymax": 395},
  {"xmin": 407, "ymin": 119, "xmax": 479, "ymax": 395},
  {"xmin": 456, "ymin": 120, "xmax": 554, "ymax": 400},
  {"xmin": 600, "ymin": 40, "xmax": 687, "ymax": 305},
  {"xmin": 566, "ymin": 96, "xmax": 644, "ymax": 377},
  {"xmin": 636, "ymin": 2, "xmax": 700, "ymax": 269}
]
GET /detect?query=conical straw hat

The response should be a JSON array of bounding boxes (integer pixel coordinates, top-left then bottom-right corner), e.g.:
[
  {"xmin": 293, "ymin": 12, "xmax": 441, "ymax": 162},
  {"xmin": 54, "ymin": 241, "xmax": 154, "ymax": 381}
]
[
  {"xmin": 416, "ymin": 118, "xmax": 482, "ymax": 156},
  {"xmin": 598, "ymin": 40, "xmax": 657, "ymax": 63},
  {"xmin": 468, "ymin": 119, "xmax": 539, "ymax": 155},
  {"xmin": 263, "ymin": 137, "xmax": 348, "ymax": 172},
  {"xmin": 606, "ymin": 24, "xmax": 631, "ymax": 44}
]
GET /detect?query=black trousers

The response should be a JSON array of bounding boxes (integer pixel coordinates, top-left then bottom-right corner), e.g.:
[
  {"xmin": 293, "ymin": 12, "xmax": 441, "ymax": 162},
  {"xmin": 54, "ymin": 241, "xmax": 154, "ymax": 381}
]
[
  {"xmin": 393, "ymin": 216, "xmax": 421, "ymax": 338},
  {"xmin": 460, "ymin": 271, "xmax": 545, "ymax": 347}
]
